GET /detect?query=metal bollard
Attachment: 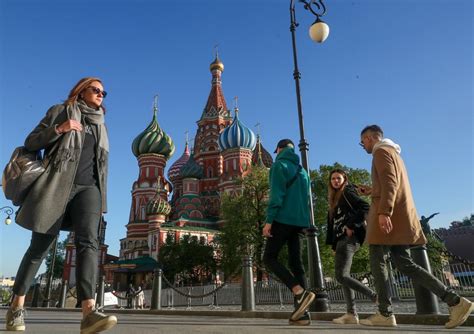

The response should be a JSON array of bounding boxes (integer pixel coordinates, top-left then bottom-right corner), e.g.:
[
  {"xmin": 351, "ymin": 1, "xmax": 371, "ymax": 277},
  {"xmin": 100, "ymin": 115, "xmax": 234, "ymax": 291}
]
[
  {"xmin": 151, "ymin": 268, "xmax": 162, "ymax": 310},
  {"xmin": 96, "ymin": 276, "xmax": 105, "ymax": 308},
  {"xmin": 277, "ymin": 282, "xmax": 284, "ymax": 309},
  {"xmin": 31, "ymin": 283, "xmax": 40, "ymax": 308},
  {"xmin": 241, "ymin": 255, "xmax": 255, "ymax": 311},
  {"xmin": 411, "ymin": 245, "xmax": 440, "ymax": 314},
  {"xmin": 58, "ymin": 280, "xmax": 68, "ymax": 308}
]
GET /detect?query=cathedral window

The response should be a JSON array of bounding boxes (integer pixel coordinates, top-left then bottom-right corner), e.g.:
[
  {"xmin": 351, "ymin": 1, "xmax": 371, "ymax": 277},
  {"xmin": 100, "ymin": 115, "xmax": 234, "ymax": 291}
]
[
  {"xmin": 208, "ymin": 167, "xmax": 213, "ymax": 178},
  {"xmin": 233, "ymin": 159, "xmax": 237, "ymax": 171},
  {"xmin": 146, "ymin": 168, "xmax": 149, "ymax": 178}
]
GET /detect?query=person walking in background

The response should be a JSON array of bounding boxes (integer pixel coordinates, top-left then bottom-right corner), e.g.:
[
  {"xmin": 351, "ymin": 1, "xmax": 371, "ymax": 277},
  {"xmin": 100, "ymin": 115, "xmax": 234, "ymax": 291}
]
[
  {"xmin": 5, "ymin": 77, "xmax": 117, "ymax": 334},
  {"xmin": 358, "ymin": 124, "xmax": 474, "ymax": 328},
  {"xmin": 126, "ymin": 284, "xmax": 136, "ymax": 309},
  {"xmin": 136, "ymin": 286, "xmax": 145, "ymax": 309},
  {"xmin": 325, "ymin": 169, "xmax": 376, "ymax": 324},
  {"xmin": 263, "ymin": 139, "xmax": 315, "ymax": 326}
]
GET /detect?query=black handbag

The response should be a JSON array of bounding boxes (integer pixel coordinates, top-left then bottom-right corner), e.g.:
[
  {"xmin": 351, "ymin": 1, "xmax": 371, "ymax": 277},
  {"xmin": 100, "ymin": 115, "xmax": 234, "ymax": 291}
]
[{"xmin": 2, "ymin": 146, "xmax": 45, "ymax": 206}]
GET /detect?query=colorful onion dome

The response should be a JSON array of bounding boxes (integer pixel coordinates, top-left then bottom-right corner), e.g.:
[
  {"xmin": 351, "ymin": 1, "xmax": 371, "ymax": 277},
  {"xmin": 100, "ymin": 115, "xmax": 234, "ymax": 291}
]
[
  {"xmin": 167, "ymin": 141, "xmax": 190, "ymax": 183},
  {"xmin": 132, "ymin": 104, "xmax": 175, "ymax": 159},
  {"xmin": 218, "ymin": 109, "xmax": 257, "ymax": 151},
  {"xmin": 174, "ymin": 195, "xmax": 205, "ymax": 219},
  {"xmin": 252, "ymin": 135, "xmax": 273, "ymax": 168},
  {"xmin": 146, "ymin": 178, "xmax": 171, "ymax": 216},
  {"xmin": 210, "ymin": 55, "xmax": 224, "ymax": 72},
  {"xmin": 180, "ymin": 152, "xmax": 203, "ymax": 179}
]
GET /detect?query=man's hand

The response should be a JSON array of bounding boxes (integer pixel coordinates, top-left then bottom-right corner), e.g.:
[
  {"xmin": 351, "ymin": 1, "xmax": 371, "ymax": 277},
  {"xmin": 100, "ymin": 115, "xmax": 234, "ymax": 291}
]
[
  {"xmin": 56, "ymin": 120, "xmax": 83, "ymax": 135},
  {"xmin": 357, "ymin": 184, "xmax": 372, "ymax": 196},
  {"xmin": 378, "ymin": 214, "xmax": 393, "ymax": 234},
  {"xmin": 262, "ymin": 223, "xmax": 272, "ymax": 237}
]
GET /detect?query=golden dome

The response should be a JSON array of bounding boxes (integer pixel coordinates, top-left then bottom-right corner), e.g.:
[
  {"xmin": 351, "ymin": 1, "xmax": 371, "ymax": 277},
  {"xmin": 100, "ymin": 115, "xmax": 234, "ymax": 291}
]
[{"xmin": 210, "ymin": 56, "xmax": 224, "ymax": 72}]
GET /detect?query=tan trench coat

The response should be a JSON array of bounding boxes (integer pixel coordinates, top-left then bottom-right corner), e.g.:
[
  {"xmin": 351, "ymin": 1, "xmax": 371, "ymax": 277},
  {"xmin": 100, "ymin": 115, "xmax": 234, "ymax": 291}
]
[{"xmin": 366, "ymin": 145, "xmax": 426, "ymax": 245}]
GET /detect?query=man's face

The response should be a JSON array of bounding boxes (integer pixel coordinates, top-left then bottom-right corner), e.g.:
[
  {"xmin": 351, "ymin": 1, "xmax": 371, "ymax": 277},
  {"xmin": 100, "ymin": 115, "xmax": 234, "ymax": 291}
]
[{"xmin": 359, "ymin": 133, "xmax": 373, "ymax": 154}]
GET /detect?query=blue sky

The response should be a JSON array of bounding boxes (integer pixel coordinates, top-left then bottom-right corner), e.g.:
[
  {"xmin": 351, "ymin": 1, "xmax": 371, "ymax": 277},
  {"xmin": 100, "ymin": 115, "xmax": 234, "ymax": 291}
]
[{"xmin": 1, "ymin": 0, "xmax": 472, "ymax": 277}]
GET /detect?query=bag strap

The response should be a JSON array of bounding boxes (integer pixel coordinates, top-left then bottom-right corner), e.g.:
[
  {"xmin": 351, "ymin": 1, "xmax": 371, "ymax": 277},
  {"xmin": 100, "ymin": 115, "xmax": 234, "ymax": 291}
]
[
  {"xmin": 342, "ymin": 190, "xmax": 355, "ymax": 212},
  {"xmin": 286, "ymin": 165, "xmax": 302, "ymax": 189}
]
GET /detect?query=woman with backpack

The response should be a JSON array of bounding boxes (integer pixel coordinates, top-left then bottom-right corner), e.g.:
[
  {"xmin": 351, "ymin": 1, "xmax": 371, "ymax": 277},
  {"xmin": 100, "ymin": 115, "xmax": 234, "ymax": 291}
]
[
  {"xmin": 5, "ymin": 77, "xmax": 117, "ymax": 334},
  {"xmin": 326, "ymin": 168, "xmax": 376, "ymax": 325}
]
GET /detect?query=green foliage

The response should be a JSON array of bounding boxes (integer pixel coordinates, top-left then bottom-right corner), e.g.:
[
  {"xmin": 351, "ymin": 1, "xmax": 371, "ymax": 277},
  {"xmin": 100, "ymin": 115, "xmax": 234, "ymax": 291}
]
[
  {"xmin": 310, "ymin": 163, "xmax": 372, "ymax": 275},
  {"xmin": 45, "ymin": 237, "xmax": 67, "ymax": 278},
  {"xmin": 0, "ymin": 288, "xmax": 12, "ymax": 304},
  {"xmin": 216, "ymin": 165, "xmax": 269, "ymax": 277},
  {"xmin": 159, "ymin": 233, "xmax": 216, "ymax": 285},
  {"xmin": 426, "ymin": 233, "xmax": 448, "ymax": 272},
  {"xmin": 461, "ymin": 214, "xmax": 473, "ymax": 227}
]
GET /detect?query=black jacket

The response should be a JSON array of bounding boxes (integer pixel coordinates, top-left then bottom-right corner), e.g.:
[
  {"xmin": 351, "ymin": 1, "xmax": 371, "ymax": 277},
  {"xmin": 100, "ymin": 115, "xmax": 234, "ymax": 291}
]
[{"xmin": 325, "ymin": 184, "xmax": 370, "ymax": 249}]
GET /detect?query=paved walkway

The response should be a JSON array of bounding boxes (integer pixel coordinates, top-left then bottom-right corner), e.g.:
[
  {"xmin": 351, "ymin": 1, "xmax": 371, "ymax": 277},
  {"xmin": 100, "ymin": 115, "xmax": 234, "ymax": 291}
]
[{"xmin": 1, "ymin": 309, "xmax": 473, "ymax": 334}]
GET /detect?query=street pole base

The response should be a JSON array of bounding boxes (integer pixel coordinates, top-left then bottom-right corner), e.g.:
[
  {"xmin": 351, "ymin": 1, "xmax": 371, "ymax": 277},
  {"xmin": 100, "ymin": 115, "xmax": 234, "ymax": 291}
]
[{"xmin": 310, "ymin": 293, "xmax": 329, "ymax": 312}]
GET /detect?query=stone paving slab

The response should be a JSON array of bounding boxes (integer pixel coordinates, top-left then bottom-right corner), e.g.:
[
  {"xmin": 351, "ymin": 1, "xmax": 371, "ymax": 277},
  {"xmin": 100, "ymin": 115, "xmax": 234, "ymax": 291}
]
[{"xmin": 0, "ymin": 309, "xmax": 472, "ymax": 334}]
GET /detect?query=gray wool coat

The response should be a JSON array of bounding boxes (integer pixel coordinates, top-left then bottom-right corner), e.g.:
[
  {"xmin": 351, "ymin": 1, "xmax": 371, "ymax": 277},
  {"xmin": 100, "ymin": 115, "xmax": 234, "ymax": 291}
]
[{"xmin": 15, "ymin": 104, "xmax": 108, "ymax": 235}]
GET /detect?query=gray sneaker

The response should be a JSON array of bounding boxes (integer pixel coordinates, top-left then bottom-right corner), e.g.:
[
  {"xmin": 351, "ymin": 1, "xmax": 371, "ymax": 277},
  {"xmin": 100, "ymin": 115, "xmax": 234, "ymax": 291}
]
[
  {"xmin": 80, "ymin": 310, "xmax": 117, "ymax": 334},
  {"xmin": 5, "ymin": 307, "xmax": 26, "ymax": 331}
]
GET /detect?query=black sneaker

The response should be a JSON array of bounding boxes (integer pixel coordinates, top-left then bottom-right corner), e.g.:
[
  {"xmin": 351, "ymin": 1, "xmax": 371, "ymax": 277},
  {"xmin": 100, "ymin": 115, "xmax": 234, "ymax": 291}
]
[
  {"xmin": 80, "ymin": 309, "xmax": 117, "ymax": 334},
  {"xmin": 289, "ymin": 311, "xmax": 311, "ymax": 326},
  {"xmin": 290, "ymin": 290, "xmax": 315, "ymax": 321},
  {"xmin": 5, "ymin": 307, "xmax": 26, "ymax": 331}
]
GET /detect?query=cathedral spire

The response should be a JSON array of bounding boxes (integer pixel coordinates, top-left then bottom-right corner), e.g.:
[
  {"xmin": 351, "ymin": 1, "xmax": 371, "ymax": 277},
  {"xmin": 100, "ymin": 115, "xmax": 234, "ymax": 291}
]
[{"xmin": 202, "ymin": 52, "xmax": 228, "ymax": 119}]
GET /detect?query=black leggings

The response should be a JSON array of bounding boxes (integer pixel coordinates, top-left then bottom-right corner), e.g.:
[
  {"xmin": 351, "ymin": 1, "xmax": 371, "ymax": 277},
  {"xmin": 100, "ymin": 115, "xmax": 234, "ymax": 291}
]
[{"xmin": 13, "ymin": 184, "xmax": 101, "ymax": 302}]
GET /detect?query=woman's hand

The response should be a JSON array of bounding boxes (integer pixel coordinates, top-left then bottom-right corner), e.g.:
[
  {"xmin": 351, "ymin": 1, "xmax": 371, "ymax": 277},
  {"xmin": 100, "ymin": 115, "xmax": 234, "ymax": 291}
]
[
  {"xmin": 345, "ymin": 228, "xmax": 354, "ymax": 237},
  {"xmin": 357, "ymin": 184, "xmax": 372, "ymax": 196},
  {"xmin": 56, "ymin": 120, "xmax": 83, "ymax": 135}
]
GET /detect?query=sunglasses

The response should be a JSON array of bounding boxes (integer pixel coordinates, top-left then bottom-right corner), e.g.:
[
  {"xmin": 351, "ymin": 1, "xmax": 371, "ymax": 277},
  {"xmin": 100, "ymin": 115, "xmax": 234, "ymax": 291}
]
[{"xmin": 87, "ymin": 86, "xmax": 107, "ymax": 98}]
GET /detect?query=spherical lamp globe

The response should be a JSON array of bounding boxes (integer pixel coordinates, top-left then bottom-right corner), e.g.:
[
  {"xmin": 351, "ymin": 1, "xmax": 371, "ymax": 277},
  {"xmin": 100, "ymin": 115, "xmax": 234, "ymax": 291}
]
[{"xmin": 309, "ymin": 19, "xmax": 330, "ymax": 43}]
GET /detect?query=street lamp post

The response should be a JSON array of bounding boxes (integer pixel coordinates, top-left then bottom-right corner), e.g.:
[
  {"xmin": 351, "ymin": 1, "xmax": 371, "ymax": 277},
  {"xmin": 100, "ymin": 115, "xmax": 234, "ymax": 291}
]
[
  {"xmin": 289, "ymin": 0, "xmax": 330, "ymax": 311},
  {"xmin": 1, "ymin": 206, "xmax": 14, "ymax": 225}
]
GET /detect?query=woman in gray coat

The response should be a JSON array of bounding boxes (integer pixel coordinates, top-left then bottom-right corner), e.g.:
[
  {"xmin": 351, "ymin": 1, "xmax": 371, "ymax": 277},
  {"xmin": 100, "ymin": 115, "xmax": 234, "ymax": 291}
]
[{"xmin": 5, "ymin": 77, "xmax": 117, "ymax": 334}]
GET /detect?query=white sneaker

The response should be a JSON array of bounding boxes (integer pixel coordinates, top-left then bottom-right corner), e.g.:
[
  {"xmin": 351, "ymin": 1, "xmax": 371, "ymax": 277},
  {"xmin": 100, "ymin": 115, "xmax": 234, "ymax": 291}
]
[
  {"xmin": 359, "ymin": 312, "xmax": 397, "ymax": 327},
  {"xmin": 446, "ymin": 297, "xmax": 474, "ymax": 329},
  {"xmin": 332, "ymin": 313, "xmax": 359, "ymax": 324}
]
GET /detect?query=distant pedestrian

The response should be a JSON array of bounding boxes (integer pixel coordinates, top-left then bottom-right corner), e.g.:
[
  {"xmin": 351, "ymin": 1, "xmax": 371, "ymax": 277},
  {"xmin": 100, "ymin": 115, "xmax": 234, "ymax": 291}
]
[
  {"xmin": 325, "ymin": 169, "xmax": 376, "ymax": 324},
  {"xmin": 136, "ymin": 287, "xmax": 145, "ymax": 309},
  {"xmin": 5, "ymin": 77, "xmax": 117, "ymax": 334},
  {"xmin": 263, "ymin": 139, "xmax": 315, "ymax": 326},
  {"xmin": 126, "ymin": 284, "xmax": 136, "ymax": 309},
  {"xmin": 358, "ymin": 125, "xmax": 473, "ymax": 328}
]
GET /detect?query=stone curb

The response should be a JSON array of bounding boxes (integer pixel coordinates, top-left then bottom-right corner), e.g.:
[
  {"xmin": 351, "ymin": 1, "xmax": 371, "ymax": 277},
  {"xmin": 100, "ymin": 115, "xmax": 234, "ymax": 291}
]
[{"xmin": 4, "ymin": 307, "xmax": 472, "ymax": 327}]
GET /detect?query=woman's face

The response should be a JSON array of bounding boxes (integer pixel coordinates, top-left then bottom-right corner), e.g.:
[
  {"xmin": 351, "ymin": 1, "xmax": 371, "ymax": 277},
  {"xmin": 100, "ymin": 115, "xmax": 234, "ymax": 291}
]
[
  {"xmin": 330, "ymin": 172, "xmax": 345, "ymax": 190},
  {"xmin": 81, "ymin": 81, "xmax": 106, "ymax": 109}
]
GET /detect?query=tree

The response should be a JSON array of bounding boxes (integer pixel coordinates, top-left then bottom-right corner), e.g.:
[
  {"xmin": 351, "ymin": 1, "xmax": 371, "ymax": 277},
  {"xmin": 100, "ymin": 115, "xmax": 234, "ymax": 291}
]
[
  {"xmin": 426, "ymin": 233, "xmax": 448, "ymax": 272},
  {"xmin": 45, "ymin": 237, "xmax": 67, "ymax": 279},
  {"xmin": 310, "ymin": 163, "xmax": 372, "ymax": 275},
  {"xmin": 159, "ymin": 233, "xmax": 216, "ymax": 285},
  {"xmin": 216, "ymin": 165, "xmax": 269, "ymax": 278}
]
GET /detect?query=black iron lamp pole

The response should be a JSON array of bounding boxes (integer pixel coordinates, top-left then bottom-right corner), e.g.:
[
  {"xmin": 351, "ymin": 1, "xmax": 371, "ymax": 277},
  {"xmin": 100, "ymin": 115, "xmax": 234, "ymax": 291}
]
[
  {"xmin": 1, "ymin": 206, "xmax": 14, "ymax": 225},
  {"xmin": 289, "ymin": 0, "xmax": 330, "ymax": 311}
]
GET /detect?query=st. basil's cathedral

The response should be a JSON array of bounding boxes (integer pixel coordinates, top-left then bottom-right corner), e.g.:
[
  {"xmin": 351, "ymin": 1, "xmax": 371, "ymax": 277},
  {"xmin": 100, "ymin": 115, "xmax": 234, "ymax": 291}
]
[{"xmin": 97, "ymin": 56, "xmax": 274, "ymax": 288}]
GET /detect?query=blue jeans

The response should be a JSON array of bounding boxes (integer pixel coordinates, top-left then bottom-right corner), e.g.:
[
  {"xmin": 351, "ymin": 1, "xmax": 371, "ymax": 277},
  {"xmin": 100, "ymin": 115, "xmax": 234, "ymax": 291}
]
[
  {"xmin": 369, "ymin": 244, "xmax": 460, "ymax": 316},
  {"xmin": 335, "ymin": 235, "xmax": 376, "ymax": 314}
]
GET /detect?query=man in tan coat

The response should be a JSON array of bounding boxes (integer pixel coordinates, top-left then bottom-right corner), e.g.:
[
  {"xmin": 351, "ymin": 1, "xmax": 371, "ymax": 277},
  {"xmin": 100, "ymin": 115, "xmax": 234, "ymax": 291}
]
[{"xmin": 357, "ymin": 125, "xmax": 473, "ymax": 329}]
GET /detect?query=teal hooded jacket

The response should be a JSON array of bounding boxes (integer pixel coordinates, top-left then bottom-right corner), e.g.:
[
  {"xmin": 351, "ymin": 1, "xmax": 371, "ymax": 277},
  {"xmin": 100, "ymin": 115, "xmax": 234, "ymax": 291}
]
[{"xmin": 266, "ymin": 147, "xmax": 311, "ymax": 227}]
